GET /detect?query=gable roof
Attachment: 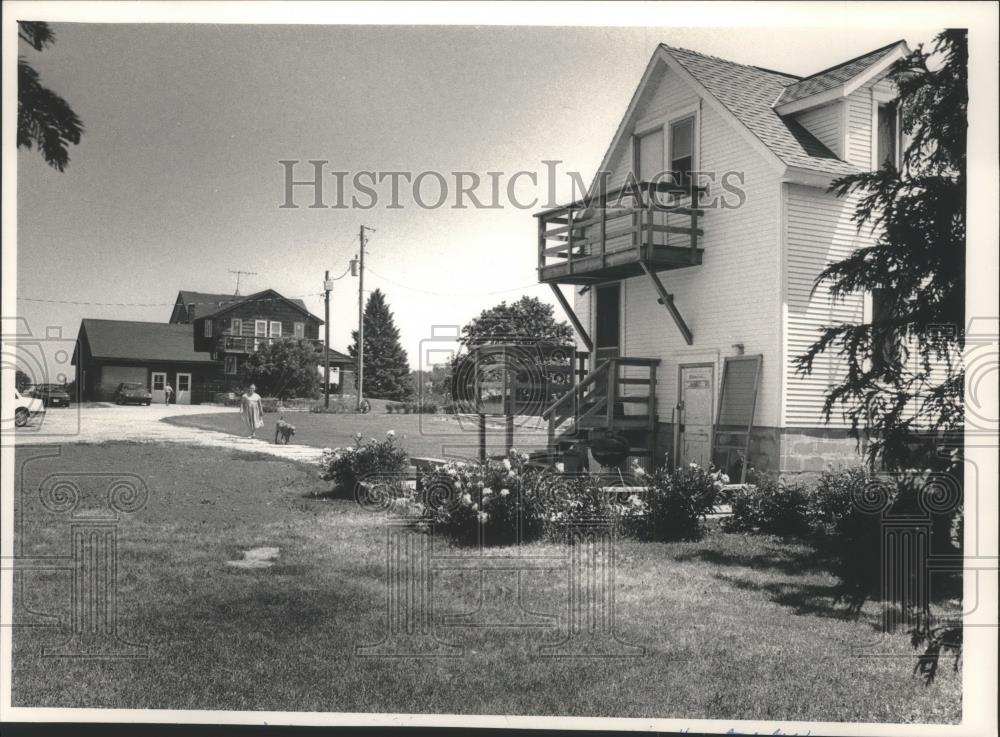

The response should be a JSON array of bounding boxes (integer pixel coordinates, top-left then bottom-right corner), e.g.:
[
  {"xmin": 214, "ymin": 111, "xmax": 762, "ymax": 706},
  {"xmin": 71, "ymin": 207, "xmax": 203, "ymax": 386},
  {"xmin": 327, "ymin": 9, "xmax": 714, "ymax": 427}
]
[
  {"xmin": 774, "ymin": 40, "xmax": 905, "ymax": 108},
  {"xmin": 660, "ymin": 44, "xmax": 857, "ymax": 177},
  {"xmin": 194, "ymin": 289, "xmax": 320, "ymax": 322},
  {"xmin": 78, "ymin": 319, "xmax": 215, "ymax": 363},
  {"xmin": 589, "ymin": 40, "xmax": 910, "ymax": 190},
  {"xmin": 176, "ymin": 290, "xmax": 315, "ymax": 321}
]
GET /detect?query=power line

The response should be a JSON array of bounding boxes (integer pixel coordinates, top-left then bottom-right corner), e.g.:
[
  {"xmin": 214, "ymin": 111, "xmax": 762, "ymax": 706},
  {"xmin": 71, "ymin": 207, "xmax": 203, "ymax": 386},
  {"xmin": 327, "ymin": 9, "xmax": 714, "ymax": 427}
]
[{"xmin": 16, "ymin": 293, "xmax": 326, "ymax": 307}]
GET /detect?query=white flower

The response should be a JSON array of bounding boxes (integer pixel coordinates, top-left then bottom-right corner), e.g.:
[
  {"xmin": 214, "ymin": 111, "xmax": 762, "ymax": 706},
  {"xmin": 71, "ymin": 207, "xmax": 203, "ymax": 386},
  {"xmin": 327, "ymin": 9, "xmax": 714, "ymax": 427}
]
[
  {"xmin": 386, "ymin": 430, "xmax": 396, "ymax": 439},
  {"xmin": 322, "ymin": 447, "xmax": 332, "ymax": 454},
  {"xmin": 689, "ymin": 462, "xmax": 699, "ymax": 469},
  {"xmin": 721, "ymin": 474, "xmax": 730, "ymax": 485},
  {"xmin": 502, "ymin": 459, "xmax": 512, "ymax": 471},
  {"xmin": 461, "ymin": 493, "xmax": 472, "ymax": 505},
  {"xmin": 633, "ymin": 466, "xmax": 646, "ymax": 477},
  {"xmin": 555, "ymin": 462, "xmax": 565, "ymax": 473},
  {"xmin": 478, "ymin": 511, "xmax": 489, "ymax": 523},
  {"xmin": 500, "ymin": 488, "xmax": 510, "ymax": 497},
  {"xmin": 483, "ymin": 487, "xmax": 493, "ymax": 495},
  {"xmin": 471, "ymin": 503, "xmax": 479, "ymax": 511}
]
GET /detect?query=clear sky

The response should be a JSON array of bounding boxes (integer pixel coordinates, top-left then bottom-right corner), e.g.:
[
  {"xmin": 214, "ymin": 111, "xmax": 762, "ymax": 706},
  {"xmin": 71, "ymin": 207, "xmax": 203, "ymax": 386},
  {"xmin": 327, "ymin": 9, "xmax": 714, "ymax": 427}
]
[{"xmin": 16, "ymin": 21, "xmax": 942, "ymax": 370}]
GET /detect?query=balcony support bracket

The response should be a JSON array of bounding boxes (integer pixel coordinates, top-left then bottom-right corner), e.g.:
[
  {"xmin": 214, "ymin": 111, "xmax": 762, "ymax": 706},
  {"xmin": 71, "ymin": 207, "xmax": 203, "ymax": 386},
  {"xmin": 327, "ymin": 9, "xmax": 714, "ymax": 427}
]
[
  {"xmin": 640, "ymin": 262, "xmax": 694, "ymax": 346},
  {"xmin": 548, "ymin": 283, "xmax": 594, "ymax": 352}
]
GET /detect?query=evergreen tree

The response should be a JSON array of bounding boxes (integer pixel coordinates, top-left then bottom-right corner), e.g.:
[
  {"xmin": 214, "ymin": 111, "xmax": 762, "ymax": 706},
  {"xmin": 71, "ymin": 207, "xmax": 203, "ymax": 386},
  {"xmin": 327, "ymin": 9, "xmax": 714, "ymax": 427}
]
[
  {"xmin": 349, "ymin": 289, "xmax": 413, "ymax": 401},
  {"xmin": 795, "ymin": 30, "xmax": 967, "ymax": 473}
]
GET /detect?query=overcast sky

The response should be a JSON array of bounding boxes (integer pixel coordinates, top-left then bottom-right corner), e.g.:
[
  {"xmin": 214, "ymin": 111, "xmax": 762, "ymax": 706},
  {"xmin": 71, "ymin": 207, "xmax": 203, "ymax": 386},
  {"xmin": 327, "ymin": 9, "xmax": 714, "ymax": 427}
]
[{"xmin": 16, "ymin": 21, "xmax": 942, "ymax": 371}]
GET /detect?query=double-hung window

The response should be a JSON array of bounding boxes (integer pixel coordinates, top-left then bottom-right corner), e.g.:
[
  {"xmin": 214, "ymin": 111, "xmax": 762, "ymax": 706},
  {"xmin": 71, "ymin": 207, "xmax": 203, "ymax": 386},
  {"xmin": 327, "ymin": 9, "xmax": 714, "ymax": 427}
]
[
  {"xmin": 669, "ymin": 116, "xmax": 695, "ymax": 188},
  {"xmin": 269, "ymin": 321, "xmax": 282, "ymax": 338}
]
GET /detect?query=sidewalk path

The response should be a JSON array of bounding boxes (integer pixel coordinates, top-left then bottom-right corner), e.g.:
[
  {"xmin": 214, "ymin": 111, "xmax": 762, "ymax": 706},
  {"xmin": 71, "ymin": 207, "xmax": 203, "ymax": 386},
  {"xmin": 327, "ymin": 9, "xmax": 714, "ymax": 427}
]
[{"xmin": 10, "ymin": 403, "xmax": 326, "ymax": 464}]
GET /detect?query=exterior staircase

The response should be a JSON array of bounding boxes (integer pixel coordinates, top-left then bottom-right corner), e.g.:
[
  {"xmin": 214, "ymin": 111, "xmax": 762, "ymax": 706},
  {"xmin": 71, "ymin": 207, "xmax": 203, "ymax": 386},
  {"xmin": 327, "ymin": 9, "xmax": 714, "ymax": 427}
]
[{"xmin": 543, "ymin": 356, "xmax": 659, "ymax": 469}]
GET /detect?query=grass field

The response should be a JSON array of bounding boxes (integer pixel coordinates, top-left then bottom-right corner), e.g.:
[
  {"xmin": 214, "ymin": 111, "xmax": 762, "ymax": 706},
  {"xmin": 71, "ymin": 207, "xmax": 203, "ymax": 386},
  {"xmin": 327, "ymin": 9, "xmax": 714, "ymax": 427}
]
[
  {"xmin": 12, "ymin": 443, "xmax": 960, "ymax": 721},
  {"xmin": 163, "ymin": 409, "xmax": 551, "ymax": 459}
]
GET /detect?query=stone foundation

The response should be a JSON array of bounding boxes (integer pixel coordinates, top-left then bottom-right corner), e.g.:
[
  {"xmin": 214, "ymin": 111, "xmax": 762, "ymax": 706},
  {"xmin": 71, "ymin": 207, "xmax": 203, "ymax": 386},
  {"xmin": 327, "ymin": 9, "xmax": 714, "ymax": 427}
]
[{"xmin": 778, "ymin": 427, "xmax": 865, "ymax": 481}]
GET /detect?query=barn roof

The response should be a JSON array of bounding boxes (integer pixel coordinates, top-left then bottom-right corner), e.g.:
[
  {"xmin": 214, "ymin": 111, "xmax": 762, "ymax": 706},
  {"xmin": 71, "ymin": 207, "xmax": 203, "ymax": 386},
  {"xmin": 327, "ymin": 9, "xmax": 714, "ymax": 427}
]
[{"xmin": 77, "ymin": 319, "xmax": 215, "ymax": 363}]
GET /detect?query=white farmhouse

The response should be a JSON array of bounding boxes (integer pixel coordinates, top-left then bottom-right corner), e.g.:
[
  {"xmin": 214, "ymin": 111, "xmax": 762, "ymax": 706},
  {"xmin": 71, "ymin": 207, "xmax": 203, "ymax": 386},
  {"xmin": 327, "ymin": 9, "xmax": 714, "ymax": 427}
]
[{"xmin": 539, "ymin": 41, "xmax": 910, "ymax": 479}]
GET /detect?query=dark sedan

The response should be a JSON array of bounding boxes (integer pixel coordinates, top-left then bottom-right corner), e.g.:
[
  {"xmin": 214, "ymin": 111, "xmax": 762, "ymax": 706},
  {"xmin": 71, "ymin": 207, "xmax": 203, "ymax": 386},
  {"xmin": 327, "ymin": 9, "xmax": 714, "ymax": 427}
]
[
  {"xmin": 113, "ymin": 382, "xmax": 152, "ymax": 406},
  {"xmin": 32, "ymin": 383, "xmax": 72, "ymax": 408}
]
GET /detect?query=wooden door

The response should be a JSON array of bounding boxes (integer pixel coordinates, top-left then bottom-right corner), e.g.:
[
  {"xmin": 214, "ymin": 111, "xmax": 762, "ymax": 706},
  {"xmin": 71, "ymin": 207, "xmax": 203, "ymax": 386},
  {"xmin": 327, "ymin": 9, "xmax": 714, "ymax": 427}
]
[
  {"xmin": 175, "ymin": 373, "xmax": 192, "ymax": 405},
  {"xmin": 150, "ymin": 372, "xmax": 167, "ymax": 404},
  {"xmin": 678, "ymin": 363, "xmax": 713, "ymax": 468}
]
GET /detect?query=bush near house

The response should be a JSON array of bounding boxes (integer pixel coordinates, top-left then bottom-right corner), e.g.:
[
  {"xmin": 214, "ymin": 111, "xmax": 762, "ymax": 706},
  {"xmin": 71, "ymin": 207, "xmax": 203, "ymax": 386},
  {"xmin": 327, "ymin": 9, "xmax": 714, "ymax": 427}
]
[
  {"xmin": 317, "ymin": 431, "xmax": 409, "ymax": 497},
  {"xmin": 723, "ymin": 475, "xmax": 812, "ymax": 537},
  {"xmin": 417, "ymin": 451, "xmax": 546, "ymax": 545},
  {"xmin": 630, "ymin": 463, "xmax": 727, "ymax": 542}
]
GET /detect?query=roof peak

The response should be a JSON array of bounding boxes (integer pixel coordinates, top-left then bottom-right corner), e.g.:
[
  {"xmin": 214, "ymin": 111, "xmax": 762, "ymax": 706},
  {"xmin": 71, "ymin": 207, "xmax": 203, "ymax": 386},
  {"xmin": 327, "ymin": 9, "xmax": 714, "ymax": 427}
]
[
  {"xmin": 659, "ymin": 43, "xmax": 801, "ymax": 80},
  {"xmin": 787, "ymin": 39, "xmax": 906, "ymax": 87}
]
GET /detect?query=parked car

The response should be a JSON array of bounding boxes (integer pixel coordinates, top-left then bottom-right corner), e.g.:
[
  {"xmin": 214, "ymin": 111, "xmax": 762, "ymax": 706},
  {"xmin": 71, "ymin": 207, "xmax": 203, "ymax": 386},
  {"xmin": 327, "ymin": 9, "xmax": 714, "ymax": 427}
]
[
  {"xmin": 13, "ymin": 389, "xmax": 45, "ymax": 427},
  {"xmin": 32, "ymin": 383, "xmax": 72, "ymax": 408},
  {"xmin": 113, "ymin": 382, "xmax": 152, "ymax": 405}
]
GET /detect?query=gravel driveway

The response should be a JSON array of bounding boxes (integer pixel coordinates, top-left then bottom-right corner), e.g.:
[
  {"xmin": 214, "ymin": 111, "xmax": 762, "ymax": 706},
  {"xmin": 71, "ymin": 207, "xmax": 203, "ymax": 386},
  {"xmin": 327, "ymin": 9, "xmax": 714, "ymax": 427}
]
[{"xmin": 9, "ymin": 403, "xmax": 325, "ymax": 463}]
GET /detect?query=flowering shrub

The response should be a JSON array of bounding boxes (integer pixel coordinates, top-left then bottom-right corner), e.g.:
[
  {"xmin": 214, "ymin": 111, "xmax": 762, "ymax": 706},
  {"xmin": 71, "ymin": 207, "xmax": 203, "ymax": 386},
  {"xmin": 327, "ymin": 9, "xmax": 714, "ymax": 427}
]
[
  {"xmin": 417, "ymin": 450, "xmax": 545, "ymax": 545},
  {"xmin": 630, "ymin": 462, "xmax": 726, "ymax": 541},
  {"xmin": 535, "ymin": 472, "xmax": 643, "ymax": 540},
  {"xmin": 723, "ymin": 474, "xmax": 811, "ymax": 536},
  {"xmin": 317, "ymin": 431, "xmax": 409, "ymax": 495}
]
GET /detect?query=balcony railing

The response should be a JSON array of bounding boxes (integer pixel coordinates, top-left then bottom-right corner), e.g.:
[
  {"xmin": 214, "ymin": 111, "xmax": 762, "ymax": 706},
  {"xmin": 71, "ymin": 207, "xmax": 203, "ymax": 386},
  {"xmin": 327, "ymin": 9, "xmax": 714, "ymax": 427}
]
[
  {"xmin": 215, "ymin": 335, "xmax": 323, "ymax": 354},
  {"xmin": 536, "ymin": 180, "xmax": 705, "ymax": 284}
]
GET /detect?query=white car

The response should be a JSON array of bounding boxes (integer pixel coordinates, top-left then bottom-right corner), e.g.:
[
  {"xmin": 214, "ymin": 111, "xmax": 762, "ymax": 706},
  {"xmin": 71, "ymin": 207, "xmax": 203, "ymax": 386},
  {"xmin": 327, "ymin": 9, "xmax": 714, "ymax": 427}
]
[{"xmin": 13, "ymin": 388, "xmax": 45, "ymax": 427}]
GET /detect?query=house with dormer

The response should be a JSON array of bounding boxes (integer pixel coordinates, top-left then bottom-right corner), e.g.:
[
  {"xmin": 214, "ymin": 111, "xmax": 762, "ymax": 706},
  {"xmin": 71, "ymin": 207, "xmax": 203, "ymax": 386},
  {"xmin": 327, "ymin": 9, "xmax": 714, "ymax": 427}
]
[
  {"xmin": 74, "ymin": 288, "xmax": 350, "ymax": 403},
  {"xmin": 538, "ymin": 40, "xmax": 911, "ymax": 478}
]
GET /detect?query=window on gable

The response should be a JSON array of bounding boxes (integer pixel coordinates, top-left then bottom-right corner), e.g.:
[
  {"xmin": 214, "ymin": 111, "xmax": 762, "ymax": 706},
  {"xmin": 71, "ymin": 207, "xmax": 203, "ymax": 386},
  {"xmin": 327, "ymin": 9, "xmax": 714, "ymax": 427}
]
[
  {"xmin": 203, "ymin": 320, "xmax": 212, "ymax": 338},
  {"xmin": 669, "ymin": 117, "xmax": 695, "ymax": 188},
  {"xmin": 635, "ymin": 128, "xmax": 664, "ymax": 183},
  {"xmin": 877, "ymin": 101, "xmax": 899, "ymax": 169}
]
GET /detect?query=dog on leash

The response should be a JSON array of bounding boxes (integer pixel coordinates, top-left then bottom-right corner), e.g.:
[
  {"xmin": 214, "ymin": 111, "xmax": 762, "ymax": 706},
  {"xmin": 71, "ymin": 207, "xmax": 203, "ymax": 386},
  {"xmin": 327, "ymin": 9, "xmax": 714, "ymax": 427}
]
[{"xmin": 274, "ymin": 417, "xmax": 296, "ymax": 445}]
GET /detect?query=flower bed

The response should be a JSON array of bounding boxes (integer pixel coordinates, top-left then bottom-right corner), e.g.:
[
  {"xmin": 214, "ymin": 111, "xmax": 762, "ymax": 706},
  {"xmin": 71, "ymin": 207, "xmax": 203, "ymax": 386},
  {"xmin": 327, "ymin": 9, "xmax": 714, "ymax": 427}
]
[{"xmin": 317, "ymin": 431, "xmax": 409, "ymax": 497}]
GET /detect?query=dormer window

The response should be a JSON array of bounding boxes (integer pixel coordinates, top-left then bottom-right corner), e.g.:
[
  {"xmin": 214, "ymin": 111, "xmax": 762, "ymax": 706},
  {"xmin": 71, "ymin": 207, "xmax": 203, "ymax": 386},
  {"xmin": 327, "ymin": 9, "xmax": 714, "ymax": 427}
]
[{"xmin": 876, "ymin": 101, "xmax": 900, "ymax": 169}]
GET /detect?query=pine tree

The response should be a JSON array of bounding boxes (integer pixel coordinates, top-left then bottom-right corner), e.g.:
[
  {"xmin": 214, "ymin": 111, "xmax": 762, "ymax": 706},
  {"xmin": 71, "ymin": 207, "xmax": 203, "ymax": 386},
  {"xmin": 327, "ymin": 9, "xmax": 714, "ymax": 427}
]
[{"xmin": 349, "ymin": 289, "xmax": 413, "ymax": 401}]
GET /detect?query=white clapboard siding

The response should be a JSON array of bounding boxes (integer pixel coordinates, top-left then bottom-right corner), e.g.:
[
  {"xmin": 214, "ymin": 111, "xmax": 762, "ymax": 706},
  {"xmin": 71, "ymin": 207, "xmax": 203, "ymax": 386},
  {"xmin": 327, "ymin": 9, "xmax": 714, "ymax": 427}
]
[
  {"xmin": 573, "ymin": 61, "xmax": 782, "ymax": 427},
  {"xmin": 784, "ymin": 183, "xmax": 869, "ymax": 428},
  {"xmin": 796, "ymin": 102, "xmax": 843, "ymax": 157}
]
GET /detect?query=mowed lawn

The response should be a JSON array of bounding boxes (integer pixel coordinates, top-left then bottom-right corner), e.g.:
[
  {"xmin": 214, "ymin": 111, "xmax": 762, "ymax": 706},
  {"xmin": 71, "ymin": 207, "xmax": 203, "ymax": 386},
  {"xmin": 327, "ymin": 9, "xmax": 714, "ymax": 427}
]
[
  {"xmin": 164, "ymin": 409, "xmax": 551, "ymax": 459},
  {"xmin": 12, "ymin": 443, "xmax": 960, "ymax": 722}
]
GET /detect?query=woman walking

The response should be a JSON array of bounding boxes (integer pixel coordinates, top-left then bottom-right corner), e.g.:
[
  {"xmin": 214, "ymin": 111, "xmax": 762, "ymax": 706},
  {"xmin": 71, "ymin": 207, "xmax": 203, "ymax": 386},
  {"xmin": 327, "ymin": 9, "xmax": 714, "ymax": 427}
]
[{"xmin": 240, "ymin": 384, "xmax": 264, "ymax": 439}]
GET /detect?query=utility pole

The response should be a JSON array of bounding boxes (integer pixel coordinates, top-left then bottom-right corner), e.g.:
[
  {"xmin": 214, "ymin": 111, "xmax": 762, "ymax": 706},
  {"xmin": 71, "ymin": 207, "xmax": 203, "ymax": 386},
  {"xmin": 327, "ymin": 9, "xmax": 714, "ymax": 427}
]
[
  {"xmin": 228, "ymin": 269, "xmax": 257, "ymax": 296},
  {"xmin": 355, "ymin": 225, "xmax": 375, "ymax": 411},
  {"xmin": 323, "ymin": 270, "xmax": 333, "ymax": 408}
]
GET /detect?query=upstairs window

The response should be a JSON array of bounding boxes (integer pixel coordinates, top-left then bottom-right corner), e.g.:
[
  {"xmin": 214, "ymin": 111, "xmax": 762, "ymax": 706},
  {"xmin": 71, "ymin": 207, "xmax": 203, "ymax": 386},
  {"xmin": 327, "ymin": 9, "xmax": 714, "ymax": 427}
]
[
  {"xmin": 634, "ymin": 128, "xmax": 664, "ymax": 184},
  {"xmin": 231, "ymin": 318, "xmax": 242, "ymax": 335},
  {"xmin": 269, "ymin": 321, "xmax": 282, "ymax": 338},
  {"xmin": 254, "ymin": 320, "xmax": 268, "ymax": 337},
  {"xmin": 294, "ymin": 322, "xmax": 305, "ymax": 339},
  {"xmin": 203, "ymin": 320, "xmax": 212, "ymax": 338},
  {"xmin": 877, "ymin": 101, "xmax": 899, "ymax": 169},
  {"xmin": 669, "ymin": 117, "xmax": 695, "ymax": 188}
]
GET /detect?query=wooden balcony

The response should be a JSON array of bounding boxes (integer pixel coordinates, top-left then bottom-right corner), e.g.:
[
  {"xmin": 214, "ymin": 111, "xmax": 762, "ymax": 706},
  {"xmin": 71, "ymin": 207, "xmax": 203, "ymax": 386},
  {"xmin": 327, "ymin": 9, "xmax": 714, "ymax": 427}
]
[
  {"xmin": 536, "ymin": 181, "xmax": 705, "ymax": 285},
  {"xmin": 215, "ymin": 335, "xmax": 323, "ymax": 354}
]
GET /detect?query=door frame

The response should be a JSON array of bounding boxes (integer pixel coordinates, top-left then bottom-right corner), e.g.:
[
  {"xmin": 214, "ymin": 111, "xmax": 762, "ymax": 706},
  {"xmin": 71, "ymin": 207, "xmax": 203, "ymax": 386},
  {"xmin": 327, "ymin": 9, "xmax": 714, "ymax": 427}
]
[
  {"xmin": 175, "ymin": 372, "xmax": 192, "ymax": 405},
  {"xmin": 675, "ymin": 361, "xmax": 715, "ymax": 467},
  {"xmin": 150, "ymin": 371, "xmax": 167, "ymax": 404},
  {"xmin": 592, "ymin": 281, "xmax": 623, "ymax": 363}
]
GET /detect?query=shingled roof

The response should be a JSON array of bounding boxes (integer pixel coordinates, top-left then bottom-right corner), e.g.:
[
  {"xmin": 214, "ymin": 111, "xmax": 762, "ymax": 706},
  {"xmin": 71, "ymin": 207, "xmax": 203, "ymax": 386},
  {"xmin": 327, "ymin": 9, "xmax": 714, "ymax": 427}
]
[
  {"xmin": 77, "ymin": 319, "xmax": 215, "ymax": 363},
  {"xmin": 176, "ymin": 290, "xmax": 311, "ymax": 321},
  {"xmin": 661, "ymin": 44, "xmax": 858, "ymax": 177},
  {"xmin": 774, "ymin": 40, "xmax": 904, "ymax": 107}
]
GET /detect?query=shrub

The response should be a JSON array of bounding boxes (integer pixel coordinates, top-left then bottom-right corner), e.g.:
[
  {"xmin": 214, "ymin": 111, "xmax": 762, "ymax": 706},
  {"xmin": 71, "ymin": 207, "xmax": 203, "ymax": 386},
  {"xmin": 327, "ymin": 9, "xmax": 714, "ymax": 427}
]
[
  {"xmin": 535, "ymin": 471, "xmax": 637, "ymax": 540},
  {"xmin": 417, "ymin": 450, "xmax": 544, "ymax": 546},
  {"xmin": 317, "ymin": 431, "xmax": 409, "ymax": 495},
  {"xmin": 723, "ymin": 474, "xmax": 811, "ymax": 536},
  {"xmin": 260, "ymin": 397, "xmax": 280, "ymax": 414},
  {"xmin": 310, "ymin": 398, "xmax": 356, "ymax": 414},
  {"xmin": 632, "ymin": 462, "xmax": 726, "ymax": 541}
]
